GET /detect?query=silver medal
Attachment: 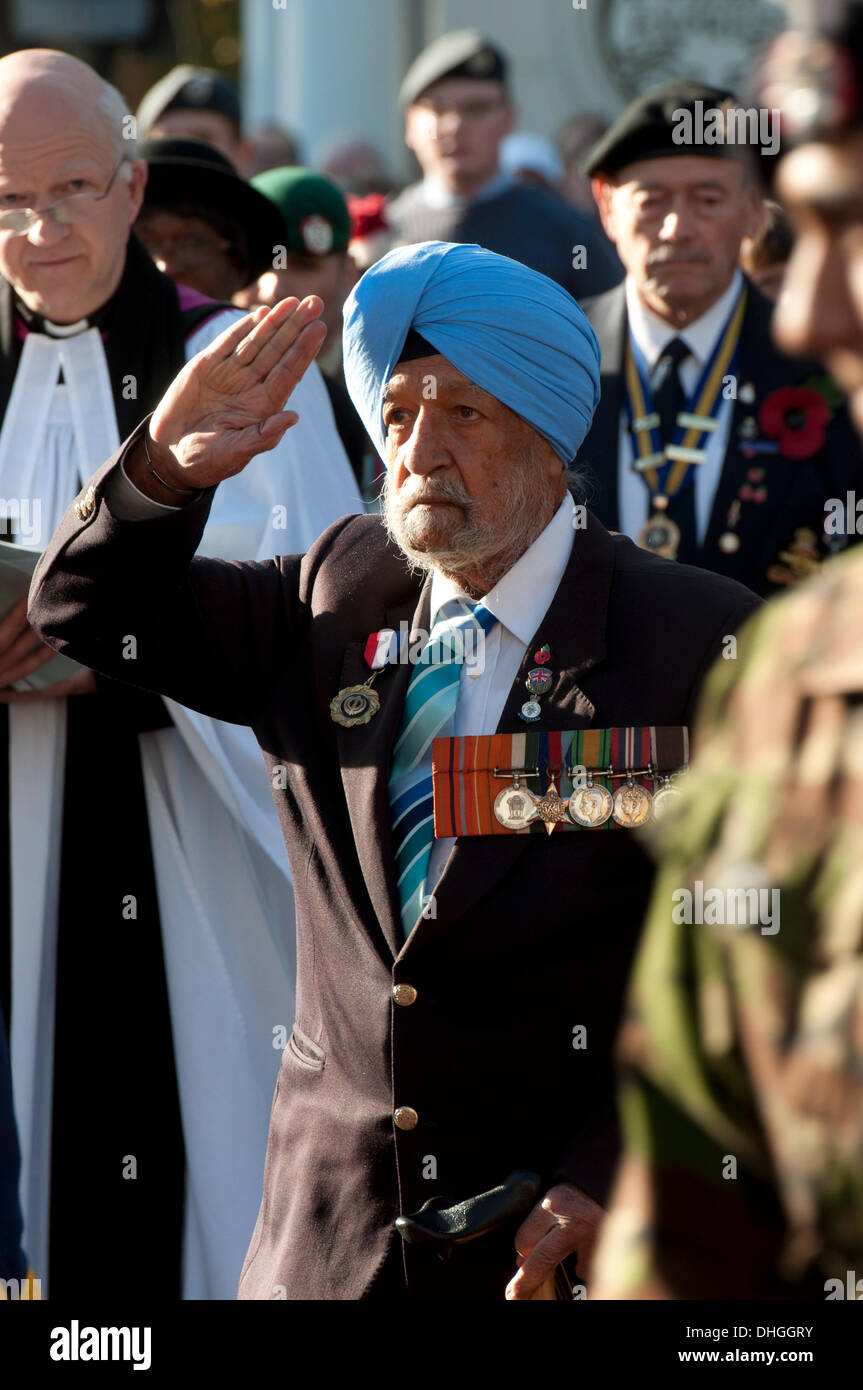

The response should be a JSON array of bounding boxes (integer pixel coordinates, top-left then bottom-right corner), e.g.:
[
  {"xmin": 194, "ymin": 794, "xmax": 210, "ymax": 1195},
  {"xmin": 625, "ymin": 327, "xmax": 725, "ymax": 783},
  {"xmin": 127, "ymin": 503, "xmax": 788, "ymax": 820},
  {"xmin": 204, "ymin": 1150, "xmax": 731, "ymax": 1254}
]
[{"xmin": 493, "ymin": 780, "xmax": 539, "ymax": 830}]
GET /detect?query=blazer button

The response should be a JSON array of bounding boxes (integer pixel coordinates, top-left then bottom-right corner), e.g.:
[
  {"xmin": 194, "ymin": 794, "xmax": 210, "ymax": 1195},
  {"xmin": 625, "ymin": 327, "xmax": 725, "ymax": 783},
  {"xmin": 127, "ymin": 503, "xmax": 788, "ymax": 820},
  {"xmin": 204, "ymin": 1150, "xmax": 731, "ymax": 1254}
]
[
  {"xmin": 394, "ymin": 1106, "xmax": 419, "ymax": 1131},
  {"xmin": 392, "ymin": 983, "xmax": 417, "ymax": 1007}
]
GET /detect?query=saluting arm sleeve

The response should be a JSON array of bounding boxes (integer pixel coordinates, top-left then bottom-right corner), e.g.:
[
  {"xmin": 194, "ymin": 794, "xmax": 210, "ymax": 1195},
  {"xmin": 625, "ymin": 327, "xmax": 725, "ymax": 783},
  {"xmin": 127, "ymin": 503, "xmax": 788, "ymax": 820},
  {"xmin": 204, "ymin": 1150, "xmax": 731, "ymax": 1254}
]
[{"xmin": 28, "ymin": 418, "xmax": 340, "ymax": 729}]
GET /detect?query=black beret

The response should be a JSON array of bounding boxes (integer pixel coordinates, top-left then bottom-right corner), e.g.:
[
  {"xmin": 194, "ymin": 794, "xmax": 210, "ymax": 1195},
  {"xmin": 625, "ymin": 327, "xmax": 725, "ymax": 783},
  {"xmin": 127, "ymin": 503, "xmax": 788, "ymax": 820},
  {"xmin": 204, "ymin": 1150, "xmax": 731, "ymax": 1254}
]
[
  {"xmin": 137, "ymin": 65, "xmax": 241, "ymax": 136},
  {"xmin": 583, "ymin": 79, "xmax": 738, "ymax": 177},
  {"xmin": 399, "ymin": 28, "xmax": 508, "ymax": 108}
]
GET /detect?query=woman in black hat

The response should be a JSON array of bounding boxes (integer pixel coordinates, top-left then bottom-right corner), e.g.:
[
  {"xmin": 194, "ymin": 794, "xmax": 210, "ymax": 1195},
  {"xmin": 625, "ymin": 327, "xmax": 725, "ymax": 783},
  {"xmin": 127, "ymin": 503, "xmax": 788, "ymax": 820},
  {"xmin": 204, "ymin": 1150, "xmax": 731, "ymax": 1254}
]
[{"xmin": 135, "ymin": 138, "xmax": 285, "ymax": 301}]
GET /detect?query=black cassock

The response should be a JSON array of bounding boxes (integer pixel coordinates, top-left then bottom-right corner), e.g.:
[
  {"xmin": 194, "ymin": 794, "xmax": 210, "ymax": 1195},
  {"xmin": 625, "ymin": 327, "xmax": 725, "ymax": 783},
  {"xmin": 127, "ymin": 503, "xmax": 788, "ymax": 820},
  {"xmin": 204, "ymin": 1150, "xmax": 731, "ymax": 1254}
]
[{"xmin": 0, "ymin": 237, "xmax": 223, "ymax": 1299}]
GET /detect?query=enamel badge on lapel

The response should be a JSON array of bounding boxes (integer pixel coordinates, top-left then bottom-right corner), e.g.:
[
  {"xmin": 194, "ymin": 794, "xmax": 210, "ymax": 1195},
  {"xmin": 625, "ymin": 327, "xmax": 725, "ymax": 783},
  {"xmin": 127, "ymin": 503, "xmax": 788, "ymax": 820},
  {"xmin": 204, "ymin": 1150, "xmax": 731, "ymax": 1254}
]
[
  {"xmin": 520, "ymin": 646, "xmax": 552, "ymax": 722},
  {"xmin": 330, "ymin": 628, "xmax": 400, "ymax": 727}
]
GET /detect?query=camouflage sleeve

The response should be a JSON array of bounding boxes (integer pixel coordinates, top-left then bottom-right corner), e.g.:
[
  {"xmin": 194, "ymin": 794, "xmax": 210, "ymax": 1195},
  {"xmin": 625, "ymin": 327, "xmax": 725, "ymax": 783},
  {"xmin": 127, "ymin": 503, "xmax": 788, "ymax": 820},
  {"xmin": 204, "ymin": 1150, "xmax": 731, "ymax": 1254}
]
[{"xmin": 591, "ymin": 560, "xmax": 863, "ymax": 1299}]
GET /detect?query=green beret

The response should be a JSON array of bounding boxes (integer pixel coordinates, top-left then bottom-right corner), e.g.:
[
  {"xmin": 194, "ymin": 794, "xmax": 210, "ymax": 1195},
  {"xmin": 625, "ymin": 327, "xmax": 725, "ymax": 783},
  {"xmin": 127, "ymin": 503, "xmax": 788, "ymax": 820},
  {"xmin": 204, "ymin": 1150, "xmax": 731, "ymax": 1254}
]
[
  {"xmin": 251, "ymin": 167, "xmax": 351, "ymax": 256},
  {"xmin": 583, "ymin": 79, "xmax": 738, "ymax": 177},
  {"xmin": 399, "ymin": 28, "xmax": 508, "ymax": 108}
]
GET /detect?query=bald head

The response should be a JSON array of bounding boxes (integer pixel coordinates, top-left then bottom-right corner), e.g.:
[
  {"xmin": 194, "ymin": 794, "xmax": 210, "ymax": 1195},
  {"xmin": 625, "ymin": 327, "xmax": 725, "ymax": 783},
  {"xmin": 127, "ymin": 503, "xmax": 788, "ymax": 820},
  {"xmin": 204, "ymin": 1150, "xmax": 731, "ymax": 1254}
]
[
  {"xmin": 0, "ymin": 49, "xmax": 132, "ymax": 160},
  {"xmin": 0, "ymin": 49, "xmax": 147, "ymax": 322}
]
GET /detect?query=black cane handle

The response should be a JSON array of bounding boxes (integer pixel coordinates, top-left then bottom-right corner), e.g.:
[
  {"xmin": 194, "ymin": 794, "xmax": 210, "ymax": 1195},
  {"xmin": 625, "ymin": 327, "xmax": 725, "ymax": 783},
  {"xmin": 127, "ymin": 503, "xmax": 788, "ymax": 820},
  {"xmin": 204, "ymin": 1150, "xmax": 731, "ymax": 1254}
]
[{"xmin": 395, "ymin": 1169, "xmax": 543, "ymax": 1252}]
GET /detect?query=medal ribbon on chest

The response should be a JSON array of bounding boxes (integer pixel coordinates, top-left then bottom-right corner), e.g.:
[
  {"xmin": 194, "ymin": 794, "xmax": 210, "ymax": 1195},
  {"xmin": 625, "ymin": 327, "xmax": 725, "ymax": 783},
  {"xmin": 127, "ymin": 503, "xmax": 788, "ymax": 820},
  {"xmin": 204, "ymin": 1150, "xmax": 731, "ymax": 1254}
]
[{"xmin": 431, "ymin": 726, "xmax": 690, "ymax": 835}]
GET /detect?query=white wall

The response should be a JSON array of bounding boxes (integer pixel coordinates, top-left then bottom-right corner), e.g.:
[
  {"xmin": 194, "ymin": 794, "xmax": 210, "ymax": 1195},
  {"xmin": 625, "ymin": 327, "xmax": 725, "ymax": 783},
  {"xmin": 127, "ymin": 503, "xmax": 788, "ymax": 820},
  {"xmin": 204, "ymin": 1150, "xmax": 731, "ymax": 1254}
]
[{"xmin": 241, "ymin": 0, "xmax": 791, "ymax": 182}]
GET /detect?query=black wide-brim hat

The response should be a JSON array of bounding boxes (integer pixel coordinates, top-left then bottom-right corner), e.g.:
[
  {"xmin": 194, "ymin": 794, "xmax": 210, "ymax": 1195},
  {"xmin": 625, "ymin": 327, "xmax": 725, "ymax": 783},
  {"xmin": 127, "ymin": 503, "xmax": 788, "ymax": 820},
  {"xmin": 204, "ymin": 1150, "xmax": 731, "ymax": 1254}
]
[{"xmin": 140, "ymin": 137, "xmax": 286, "ymax": 281}]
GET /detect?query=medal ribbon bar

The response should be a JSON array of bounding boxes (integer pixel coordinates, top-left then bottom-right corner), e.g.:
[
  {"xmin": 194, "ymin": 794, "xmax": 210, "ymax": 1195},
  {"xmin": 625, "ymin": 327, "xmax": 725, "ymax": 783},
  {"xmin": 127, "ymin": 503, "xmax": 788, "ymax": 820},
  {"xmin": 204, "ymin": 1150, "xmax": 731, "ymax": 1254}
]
[{"xmin": 431, "ymin": 727, "xmax": 689, "ymax": 837}]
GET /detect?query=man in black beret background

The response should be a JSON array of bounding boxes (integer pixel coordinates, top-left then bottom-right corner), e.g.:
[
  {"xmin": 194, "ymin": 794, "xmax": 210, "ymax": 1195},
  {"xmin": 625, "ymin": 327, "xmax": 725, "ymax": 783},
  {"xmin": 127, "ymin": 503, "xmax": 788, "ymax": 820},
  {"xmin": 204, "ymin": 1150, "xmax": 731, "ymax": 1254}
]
[
  {"xmin": 387, "ymin": 28, "xmax": 621, "ymax": 301},
  {"xmin": 578, "ymin": 79, "xmax": 863, "ymax": 597},
  {"xmin": 136, "ymin": 64, "xmax": 246, "ymax": 172}
]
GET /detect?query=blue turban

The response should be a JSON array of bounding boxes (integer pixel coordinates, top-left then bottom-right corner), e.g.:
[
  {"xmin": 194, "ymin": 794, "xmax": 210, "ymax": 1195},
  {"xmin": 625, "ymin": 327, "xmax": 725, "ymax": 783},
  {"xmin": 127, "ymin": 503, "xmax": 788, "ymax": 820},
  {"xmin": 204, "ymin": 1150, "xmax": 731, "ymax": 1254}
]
[{"xmin": 342, "ymin": 241, "xmax": 601, "ymax": 465}]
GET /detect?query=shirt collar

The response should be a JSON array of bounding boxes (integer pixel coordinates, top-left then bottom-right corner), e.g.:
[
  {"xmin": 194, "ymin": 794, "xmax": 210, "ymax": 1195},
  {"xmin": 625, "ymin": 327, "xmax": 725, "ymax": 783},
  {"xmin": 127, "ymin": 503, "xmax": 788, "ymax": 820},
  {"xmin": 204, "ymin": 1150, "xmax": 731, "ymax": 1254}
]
[
  {"xmin": 625, "ymin": 267, "xmax": 744, "ymax": 370},
  {"xmin": 429, "ymin": 493, "xmax": 575, "ymax": 647}
]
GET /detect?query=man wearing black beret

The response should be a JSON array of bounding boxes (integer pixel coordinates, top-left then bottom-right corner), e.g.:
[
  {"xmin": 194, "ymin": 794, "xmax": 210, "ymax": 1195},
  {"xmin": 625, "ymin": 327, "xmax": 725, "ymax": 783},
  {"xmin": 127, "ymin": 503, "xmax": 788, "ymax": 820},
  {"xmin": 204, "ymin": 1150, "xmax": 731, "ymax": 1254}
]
[
  {"xmin": 136, "ymin": 64, "xmax": 245, "ymax": 171},
  {"xmin": 387, "ymin": 29, "xmax": 621, "ymax": 301},
  {"xmin": 578, "ymin": 79, "xmax": 863, "ymax": 597}
]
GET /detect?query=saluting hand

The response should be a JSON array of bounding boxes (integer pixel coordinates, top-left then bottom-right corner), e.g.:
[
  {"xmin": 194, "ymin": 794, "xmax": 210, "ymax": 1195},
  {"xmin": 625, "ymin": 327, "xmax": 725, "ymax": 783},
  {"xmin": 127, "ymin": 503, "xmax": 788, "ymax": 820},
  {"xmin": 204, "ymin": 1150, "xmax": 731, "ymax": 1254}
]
[{"xmin": 143, "ymin": 295, "xmax": 328, "ymax": 493}]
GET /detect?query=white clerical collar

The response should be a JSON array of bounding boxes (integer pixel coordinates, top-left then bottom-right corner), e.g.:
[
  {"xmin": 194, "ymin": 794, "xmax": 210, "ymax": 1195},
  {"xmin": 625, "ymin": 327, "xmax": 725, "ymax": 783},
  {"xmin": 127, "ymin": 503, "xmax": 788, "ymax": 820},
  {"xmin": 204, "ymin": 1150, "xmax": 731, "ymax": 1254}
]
[
  {"xmin": 625, "ymin": 267, "xmax": 744, "ymax": 371},
  {"xmin": 421, "ymin": 170, "xmax": 513, "ymax": 212},
  {"xmin": 37, "ymin": 317, "xmax": 91, "ymax": 338},
  {"xmin": 430, "ymin": 492, "xmax": 575, "ymax": 646}
]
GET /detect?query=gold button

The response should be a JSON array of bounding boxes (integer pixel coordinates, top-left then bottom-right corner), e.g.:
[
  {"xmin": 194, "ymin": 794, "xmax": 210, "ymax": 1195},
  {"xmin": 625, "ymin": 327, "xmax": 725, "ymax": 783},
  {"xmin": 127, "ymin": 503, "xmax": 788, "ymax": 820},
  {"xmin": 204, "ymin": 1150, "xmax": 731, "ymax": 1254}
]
[
  {"xmin": 392, "ymin": 983, "xmax": 417, "ymax": 1007},
  {"xmin": 394, "ymin": 1106, "xmax": 418, "ymax": 1131}
]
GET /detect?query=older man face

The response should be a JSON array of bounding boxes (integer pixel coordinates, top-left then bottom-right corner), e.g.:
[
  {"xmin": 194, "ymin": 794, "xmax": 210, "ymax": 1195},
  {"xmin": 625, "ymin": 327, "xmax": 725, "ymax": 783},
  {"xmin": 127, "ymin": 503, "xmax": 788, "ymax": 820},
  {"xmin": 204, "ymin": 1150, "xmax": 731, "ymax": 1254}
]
[
  {"xmin": 0, "ymin": 51, "xmax": 146, "ymax": 323},
  {"xmin": 381, "ymin": 353, "xmax": 566, "ymax": 596},
  {"xmin": 594, "ymin": 155, "xmax": 763, "ymax": 325}
]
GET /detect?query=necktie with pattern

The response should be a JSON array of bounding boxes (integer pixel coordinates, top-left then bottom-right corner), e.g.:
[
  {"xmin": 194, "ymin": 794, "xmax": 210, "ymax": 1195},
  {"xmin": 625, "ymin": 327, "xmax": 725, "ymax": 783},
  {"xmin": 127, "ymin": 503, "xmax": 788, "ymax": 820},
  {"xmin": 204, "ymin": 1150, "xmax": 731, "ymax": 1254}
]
[
  {"xmin": 388, "ymin": 599, "xmax": 498, "ymax": 936},
  {"xmin": 652, "ymin": 336, "xmax": 697, "ymax": 560}
]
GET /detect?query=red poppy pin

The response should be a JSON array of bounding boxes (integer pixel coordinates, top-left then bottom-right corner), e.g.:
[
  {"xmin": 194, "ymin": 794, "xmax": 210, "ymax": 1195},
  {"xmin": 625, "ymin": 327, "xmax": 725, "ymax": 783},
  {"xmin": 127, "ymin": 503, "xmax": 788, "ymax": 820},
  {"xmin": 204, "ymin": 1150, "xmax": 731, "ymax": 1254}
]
[{"xmin": 758, "ymin": 386, "xmax": 831, "ymax": 460}]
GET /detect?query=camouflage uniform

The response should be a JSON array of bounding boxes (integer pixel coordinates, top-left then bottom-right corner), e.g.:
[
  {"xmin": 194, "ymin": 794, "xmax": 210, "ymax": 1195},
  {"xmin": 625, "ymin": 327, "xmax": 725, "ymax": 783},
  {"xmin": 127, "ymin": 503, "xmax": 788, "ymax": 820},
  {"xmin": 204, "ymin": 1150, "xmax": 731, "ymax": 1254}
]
[{"xmin": 592, "ymin": 546, "xmax": 863, "ymax": 1299}]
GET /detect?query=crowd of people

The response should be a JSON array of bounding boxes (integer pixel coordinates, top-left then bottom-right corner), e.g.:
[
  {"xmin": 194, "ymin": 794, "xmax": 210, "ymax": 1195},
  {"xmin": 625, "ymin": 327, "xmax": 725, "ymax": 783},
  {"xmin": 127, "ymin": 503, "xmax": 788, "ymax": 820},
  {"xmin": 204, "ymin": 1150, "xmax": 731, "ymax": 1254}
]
[{"xmin": 1, "ymin": 4, "xmax": 862, "ymax": 1308}]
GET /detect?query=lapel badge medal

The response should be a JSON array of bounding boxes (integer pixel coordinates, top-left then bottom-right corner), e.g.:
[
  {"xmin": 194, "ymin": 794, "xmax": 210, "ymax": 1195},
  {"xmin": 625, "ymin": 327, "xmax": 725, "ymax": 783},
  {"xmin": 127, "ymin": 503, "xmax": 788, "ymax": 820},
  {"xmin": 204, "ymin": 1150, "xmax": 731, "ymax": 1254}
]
[
  {"xmin": 519, "ymin": 644, "xmax": 552, "ymax": 723},
  {"xmin": 330, "ymin": 627, "xmax": 403, "ymax": 727},
  {"xmin": 330, "ymin": 675, "xmax": 380, "ymax": 727}
]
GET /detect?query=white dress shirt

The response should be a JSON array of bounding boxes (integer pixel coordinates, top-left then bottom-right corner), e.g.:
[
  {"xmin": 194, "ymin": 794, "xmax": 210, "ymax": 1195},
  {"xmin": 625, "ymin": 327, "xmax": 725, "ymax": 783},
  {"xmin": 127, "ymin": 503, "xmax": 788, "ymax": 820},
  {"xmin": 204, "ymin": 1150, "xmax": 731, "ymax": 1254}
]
[
  {"xmin": 425, "ymin": 492, "xmax": 575, "ymax": 886},
  {"xmin": 617, "ymin": 269, "xmax": 743, "ymax": 545}
]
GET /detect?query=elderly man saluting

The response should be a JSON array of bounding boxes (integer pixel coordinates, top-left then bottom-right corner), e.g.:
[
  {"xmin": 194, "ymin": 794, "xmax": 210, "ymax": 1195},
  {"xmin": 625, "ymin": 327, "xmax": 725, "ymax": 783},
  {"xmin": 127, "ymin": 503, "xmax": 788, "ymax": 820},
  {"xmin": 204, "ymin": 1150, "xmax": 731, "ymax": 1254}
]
[{"xmin": 30, "ymin": 241, "xmax": 759, "ymax": 1300}]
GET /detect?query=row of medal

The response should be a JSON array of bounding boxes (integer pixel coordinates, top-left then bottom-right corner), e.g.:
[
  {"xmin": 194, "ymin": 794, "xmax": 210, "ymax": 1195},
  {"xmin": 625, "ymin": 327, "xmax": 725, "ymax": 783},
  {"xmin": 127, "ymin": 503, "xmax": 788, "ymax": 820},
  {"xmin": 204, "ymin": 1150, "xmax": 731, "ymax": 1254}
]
[{"xmin": 493, "ymin": 766, "xmax": 685, "ymax": 832}]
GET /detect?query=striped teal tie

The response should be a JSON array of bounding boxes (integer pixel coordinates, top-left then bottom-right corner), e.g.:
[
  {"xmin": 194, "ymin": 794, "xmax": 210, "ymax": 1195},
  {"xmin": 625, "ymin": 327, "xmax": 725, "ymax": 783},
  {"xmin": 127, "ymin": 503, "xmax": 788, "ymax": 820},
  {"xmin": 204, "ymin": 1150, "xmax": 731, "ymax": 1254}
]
[{"xmin": 389, "ymin": 599, "xmax": 497, "ymax": 936}]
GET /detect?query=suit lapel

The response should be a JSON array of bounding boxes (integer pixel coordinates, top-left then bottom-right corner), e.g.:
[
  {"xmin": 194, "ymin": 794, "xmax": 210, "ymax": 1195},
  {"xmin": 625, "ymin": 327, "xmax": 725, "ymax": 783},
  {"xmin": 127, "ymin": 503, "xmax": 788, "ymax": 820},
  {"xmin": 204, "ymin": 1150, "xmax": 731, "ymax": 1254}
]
[
  {"xmin": 580, "ymin": 284, "xmax": 627, "ymax": 528},
  {"xmin": 699, "ymin": 284, "xmax": 792, "ymax": 565},
  {"xmin": 399, "ymin": 514, "xmax": 614, "ymax": 956},
  {"xmin": 336, "ymin": 577, "xmax": 431, "ymax": 960}
]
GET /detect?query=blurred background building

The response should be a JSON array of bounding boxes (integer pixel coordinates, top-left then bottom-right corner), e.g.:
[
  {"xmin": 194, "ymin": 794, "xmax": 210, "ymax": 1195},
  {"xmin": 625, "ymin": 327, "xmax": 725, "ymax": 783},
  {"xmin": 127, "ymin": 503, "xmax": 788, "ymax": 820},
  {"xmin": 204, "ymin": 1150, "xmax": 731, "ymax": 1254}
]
[{"xmin": 0, "ymin": 0, "xmax": 791, "ymax": 186}]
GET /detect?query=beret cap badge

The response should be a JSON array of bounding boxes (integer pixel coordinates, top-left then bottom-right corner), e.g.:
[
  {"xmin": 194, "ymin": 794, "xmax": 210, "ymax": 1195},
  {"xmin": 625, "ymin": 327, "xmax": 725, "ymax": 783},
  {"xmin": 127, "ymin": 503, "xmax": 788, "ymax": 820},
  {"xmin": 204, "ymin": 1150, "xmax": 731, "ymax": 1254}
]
[{"xmin": 300, "ymin": 214, "xmax": 334, "ymax": 255}]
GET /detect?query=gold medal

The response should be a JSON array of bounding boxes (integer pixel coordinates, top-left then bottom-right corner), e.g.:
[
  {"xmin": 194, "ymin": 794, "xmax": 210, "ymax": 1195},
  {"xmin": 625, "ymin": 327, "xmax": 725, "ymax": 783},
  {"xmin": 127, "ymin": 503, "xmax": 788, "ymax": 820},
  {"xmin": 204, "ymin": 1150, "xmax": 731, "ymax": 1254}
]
[
  {"xmin": 534, "ymin": 776, "xmax": 569, "ymax": 836},
  {"xmin": 567, "ymin": 780, "xmax": 614, "ymax": 828},
  {"xmin": 493, "ymin": 776, "xmax": 539, "ymax": 830},
  {"xmin": 637, "ymin": 512, "xmax": 681, "ymax": 559},
  {"xmin": 612, "ymin": 777, "xmax": 653, "ymax": 828},
  {"xmin": 330, "ymin": 676, "xmax": 380, "ymax": 727}
]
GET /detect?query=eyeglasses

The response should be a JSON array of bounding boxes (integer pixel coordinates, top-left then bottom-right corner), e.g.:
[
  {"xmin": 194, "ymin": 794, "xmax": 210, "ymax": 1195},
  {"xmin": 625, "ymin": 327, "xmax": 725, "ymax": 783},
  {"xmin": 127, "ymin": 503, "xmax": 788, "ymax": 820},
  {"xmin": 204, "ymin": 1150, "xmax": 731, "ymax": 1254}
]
[{"xmin": 0, "ymin": 157, "xmax": 129, "ymax": 234}]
